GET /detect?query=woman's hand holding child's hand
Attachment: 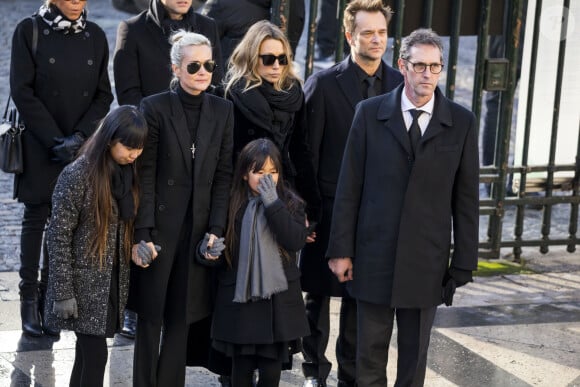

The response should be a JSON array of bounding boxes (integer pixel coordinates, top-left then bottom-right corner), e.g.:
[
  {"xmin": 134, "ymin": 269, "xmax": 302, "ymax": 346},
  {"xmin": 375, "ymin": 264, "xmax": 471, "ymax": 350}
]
[
  {"xmin": 258, "ymin": 174, "xmax": 278, "ymax": 207},
  {"xmin": 132, "ymin": 241, "xmax": 161, "ymax": 268},
  {"xmin": 199, "ymin": 233, "xmax": 225, "ymax": 260}
]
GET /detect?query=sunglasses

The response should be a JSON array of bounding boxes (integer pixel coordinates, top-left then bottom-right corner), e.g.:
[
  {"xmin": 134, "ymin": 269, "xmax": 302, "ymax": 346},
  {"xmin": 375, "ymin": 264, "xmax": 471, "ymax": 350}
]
[
  {"xmin": 259, "ymin": 54, "xmax": 289, "ymax": 66},
  {"xmin": 186, "ymin": 60, "xmax": 217, "ymax": 75}
]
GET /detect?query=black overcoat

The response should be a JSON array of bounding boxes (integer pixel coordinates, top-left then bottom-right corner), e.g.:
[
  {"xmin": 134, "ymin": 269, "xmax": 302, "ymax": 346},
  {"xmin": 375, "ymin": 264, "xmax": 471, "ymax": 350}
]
[
  {"xmin": 300, "ymin": 57, "xmax": 403, "ymax": 296},
  {"xmin": 326, "ymin": 85, "xmax": 479, "ymax": 307},
  {"xmin": 10, "ymin": 16, "xmax": 113, "ymax": 203},
  {"xmin": 113, "ymin": 1, "xmax": 223, "ymax": 106},
  {"xmin": 211, "ymin": 199, "xmax": 310, "ymax": 346},
  {"xmin": 133, "ymin": 90, "xmax": 233, "ymax": 324}
]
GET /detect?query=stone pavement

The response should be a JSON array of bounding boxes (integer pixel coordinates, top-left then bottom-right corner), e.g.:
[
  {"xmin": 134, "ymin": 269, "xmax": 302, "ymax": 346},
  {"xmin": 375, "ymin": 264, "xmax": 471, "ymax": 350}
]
[{"xmin": 1, "ymin": 248, "xmax": 579, "ymax": 386}]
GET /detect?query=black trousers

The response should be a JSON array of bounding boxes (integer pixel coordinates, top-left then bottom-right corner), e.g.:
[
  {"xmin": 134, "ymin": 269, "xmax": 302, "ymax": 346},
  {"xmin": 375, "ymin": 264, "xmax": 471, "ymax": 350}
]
[
  {"xmin": 18, "ymin": 203, "xmax": 50, "ymax": 298},
  {"xmin": 70, "ymin": 333, "xmax": 108, "ymax": 387},
  {"xmin": 356, "ymin": 300, "xmax": 437, "ymax": 387},
  {"xmin": 302, "ymin": 293, "xmax": 357, "ymax": 385}
]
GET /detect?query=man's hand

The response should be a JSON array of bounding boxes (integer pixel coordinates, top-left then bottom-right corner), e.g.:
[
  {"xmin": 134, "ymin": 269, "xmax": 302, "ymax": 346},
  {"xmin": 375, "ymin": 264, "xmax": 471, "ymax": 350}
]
[
  {"xmin": 328, "ymin": 257, "xmax": 353, "ymax": 282},
  {"xmin": 132, "ymin": 241, "xmax": 160, "ymax": 268}
]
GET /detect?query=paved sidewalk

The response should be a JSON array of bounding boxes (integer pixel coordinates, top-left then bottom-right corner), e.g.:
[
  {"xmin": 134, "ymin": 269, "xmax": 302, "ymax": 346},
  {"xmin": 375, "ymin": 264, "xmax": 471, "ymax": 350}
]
[{"xmin": 1, "ymin": 248, "xmax": 579, "ymax": 386}]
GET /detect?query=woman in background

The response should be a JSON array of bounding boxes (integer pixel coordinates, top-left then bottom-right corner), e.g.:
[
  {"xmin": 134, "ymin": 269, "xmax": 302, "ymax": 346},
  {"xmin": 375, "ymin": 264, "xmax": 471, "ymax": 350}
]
[{"xmin": 10, "ymin": 0, "xmax": 113, "ymax": 337}]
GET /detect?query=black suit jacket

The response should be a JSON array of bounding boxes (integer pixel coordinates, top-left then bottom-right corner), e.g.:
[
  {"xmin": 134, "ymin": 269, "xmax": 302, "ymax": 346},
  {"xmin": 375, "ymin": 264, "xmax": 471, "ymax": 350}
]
[
  {"xmin": 326, "ymin": 85, "xmax": 479, "ymax": 307},
  {"xmin": 113, "ymin": 6, "xmax": 223, "ymax": 106},
  {"xmin": 300, "ymin": 57, "xmax": 403, "ymax": 296},
  {"xmin": 133, "ymin": 91, "xmax": 233, "ymax": 324}
]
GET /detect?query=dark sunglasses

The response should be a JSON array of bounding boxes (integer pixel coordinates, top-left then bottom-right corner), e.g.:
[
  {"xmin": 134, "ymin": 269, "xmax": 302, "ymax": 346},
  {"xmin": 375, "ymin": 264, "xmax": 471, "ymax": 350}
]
[
  {"xmin": 259, "ymin": 54, "xmax": 289, "ymax": 66},
  {"xmin": 186, "ymin": 60, "xmax": 217, "ymax": 75}
]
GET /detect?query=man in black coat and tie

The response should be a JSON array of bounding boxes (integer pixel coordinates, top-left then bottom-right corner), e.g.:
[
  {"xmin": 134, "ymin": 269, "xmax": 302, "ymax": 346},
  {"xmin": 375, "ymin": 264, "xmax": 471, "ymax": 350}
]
[
  {"xmin": 299, "ymin": 1, "xmax": 402, "ymax": 386},
  {"xmin": 326, "ymin": 28, "xmax": 479, "ymax": 387}
]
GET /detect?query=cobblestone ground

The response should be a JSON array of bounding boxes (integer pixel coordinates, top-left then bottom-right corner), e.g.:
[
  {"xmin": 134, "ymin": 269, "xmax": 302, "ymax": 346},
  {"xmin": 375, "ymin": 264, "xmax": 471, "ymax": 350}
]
[{"xmin": 0, "ymin": 0, "xmax": 577, "ymax": 272}]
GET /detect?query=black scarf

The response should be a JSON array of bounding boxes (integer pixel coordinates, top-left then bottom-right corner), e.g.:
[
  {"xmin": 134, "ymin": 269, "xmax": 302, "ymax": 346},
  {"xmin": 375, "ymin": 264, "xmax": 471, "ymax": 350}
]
[
  {"xmin": 38, "ymin": 4, "xmax": 87, "ymax": 34},
  {"xmin": 228, "ymin": 80, "xmax": 303, "ymax": 150},
  {"xmin": 111, "ymin": 164, "xmax": 135, "ymax": 221},
  {"xmin": 150, "ymin": 0, "xmax": 193, "ymax": 36}
]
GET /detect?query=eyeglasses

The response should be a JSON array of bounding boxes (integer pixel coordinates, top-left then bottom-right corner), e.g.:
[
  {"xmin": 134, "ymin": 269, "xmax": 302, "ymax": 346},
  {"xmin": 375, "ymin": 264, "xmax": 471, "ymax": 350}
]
[
  {"xmin": 186, "ymin": 60, "xmax": 217, "ymax": 75},
  {"xmin": 404, "ymin": 59, "xmax": 444, "ymax": 74},
  {"xmin": 259, "ymin": 54, "xmax": 289, "ymax": 66}
]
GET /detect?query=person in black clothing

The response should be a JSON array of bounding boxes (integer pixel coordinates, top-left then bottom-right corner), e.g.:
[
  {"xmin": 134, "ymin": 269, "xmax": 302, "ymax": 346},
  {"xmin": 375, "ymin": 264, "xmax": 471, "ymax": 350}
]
[
  {"xmin": 113, "ymin": 0, "xmax": 224, "ymax": 338},
  {"xmin": 10, "ymin": 0, "xmax": 113, "ymax": 338},
  {"xmin": 223, "ymin": 20, "xmax": 319, "ymax": 224},
  {"xmin": 132, "ymin": 30, "xmax": 233, "ymax": 386},
  {"xmin": 300, "ymin": 1, "xmax": 403, "ymax": 385},
  {"xmin": 208, "ymin": 138, "xmax": 310, "ymax": 387}
]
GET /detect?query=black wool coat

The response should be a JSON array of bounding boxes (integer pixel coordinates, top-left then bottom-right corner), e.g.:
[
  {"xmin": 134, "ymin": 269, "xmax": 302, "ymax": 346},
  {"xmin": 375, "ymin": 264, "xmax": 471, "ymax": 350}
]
[
  {"xmin": 300, "ymin": 57, "xmax": 403, "ymax": 296},
  {"xmin": 326, "ymin": 85, "xmax": 479, "ymax": 307},
  {"xmin": 133, "ymin": 90, "xmax": 233, "ymax": 324},
  {"xmin": 113, "ymin": 1, "xmax": 224, "ymax": 106},
  {"xmin": 211, "ymin": 199, "xmax": 310, "ymax": 346},
  {"xmin": 10, "ymin": 16, "xmax": 113, "ymax": 203}
]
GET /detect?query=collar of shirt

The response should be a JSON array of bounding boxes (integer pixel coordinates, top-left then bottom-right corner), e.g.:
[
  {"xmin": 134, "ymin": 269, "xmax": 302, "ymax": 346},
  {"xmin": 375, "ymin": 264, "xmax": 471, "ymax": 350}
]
[
  {"xmin": 400, "ymin": 88, "xmax": 435, "ymax": 134},
  {"xmin": 352, "ymin": 59, "xmax": 383, "ymax": 85}
]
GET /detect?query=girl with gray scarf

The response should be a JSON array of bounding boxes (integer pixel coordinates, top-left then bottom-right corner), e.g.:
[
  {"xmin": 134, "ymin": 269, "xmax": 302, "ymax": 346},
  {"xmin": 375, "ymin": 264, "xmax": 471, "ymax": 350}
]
[{"xmin": 208, "ymin": 138, "xmax": 310, "ymax": 386}]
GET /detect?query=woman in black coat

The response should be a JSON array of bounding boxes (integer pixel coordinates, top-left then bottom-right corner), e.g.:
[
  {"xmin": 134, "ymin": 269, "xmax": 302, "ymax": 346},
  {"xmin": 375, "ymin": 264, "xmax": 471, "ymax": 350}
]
[
  {"xmin": 9, "ymin": 0, "xmax": 113, "ymax": 337},
  {"xmin": 132, "ymin": 30, "xmax": 233, "ymax": 386},
  {"xmin": 223, "ymin": 20, "xmax": 319, "ymax": 222}
]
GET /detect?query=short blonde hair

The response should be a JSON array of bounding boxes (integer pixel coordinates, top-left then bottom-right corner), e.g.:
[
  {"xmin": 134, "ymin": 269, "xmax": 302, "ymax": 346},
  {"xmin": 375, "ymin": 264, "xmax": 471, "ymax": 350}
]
[
  {"xmin": 343, "ymin": 0, "xmax": 393, "ymax": 35},
  {"xmin": 224, "ymin": 20, "xmax": 301, "ymax": 95}
]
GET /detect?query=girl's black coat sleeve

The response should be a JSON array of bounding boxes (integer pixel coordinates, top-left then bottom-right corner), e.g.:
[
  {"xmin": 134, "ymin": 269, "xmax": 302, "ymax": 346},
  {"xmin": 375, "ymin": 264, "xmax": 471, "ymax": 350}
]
[{"xmin": 264, "ymin": 199, "xmax": 308, "ymax": 253}]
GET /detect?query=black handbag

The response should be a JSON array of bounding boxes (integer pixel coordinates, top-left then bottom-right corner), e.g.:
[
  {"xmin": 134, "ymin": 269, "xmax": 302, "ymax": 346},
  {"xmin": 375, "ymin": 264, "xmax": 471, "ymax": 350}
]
[{"xmin": 0, "ymin": 96, "xmax": 25, "ymax": 174}]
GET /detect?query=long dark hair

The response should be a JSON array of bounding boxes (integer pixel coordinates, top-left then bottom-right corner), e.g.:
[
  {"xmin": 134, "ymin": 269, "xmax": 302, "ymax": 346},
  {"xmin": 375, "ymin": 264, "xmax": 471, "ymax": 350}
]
[
  {"xmin": 225, "ymin": 138, "xmax": 304, "ymax": 266},
  {"xmin": 80, "ymin": 105, "xmax": 148, "ymax": 267}
]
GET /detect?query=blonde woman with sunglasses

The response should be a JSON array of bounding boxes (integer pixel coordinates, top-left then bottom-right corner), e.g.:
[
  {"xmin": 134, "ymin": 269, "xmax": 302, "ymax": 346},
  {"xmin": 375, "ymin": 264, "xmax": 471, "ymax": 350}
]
[
  {"xmin": 223, "ymin": 20, "xmax": 319, "ymax": 231},
  {"xmin": 132, "ymin": 30, "xmax": 234, "ymax": 386}
]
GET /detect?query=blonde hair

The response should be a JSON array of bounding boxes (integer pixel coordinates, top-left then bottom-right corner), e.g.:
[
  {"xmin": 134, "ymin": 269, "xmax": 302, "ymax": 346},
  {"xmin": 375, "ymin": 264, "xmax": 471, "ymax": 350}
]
[
  {"xmin": 168, "ymin": 30, "xmax": 212, "ymax": 90},
  {"xmin": 343, "ymin": 0, "xmax": 393, "ymax": 35},
  {"xmin": 224, "ymin": 20, "xmax": 301, "ymax": 95}
]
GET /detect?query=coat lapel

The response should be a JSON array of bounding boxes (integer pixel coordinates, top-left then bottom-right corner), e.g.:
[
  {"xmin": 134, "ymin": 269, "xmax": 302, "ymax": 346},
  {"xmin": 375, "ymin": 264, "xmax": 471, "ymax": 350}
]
[
  {"xmin": 168, "ymin": 92, "xmax": 194, "ymax": 175},
  {"xmin": 421, "ymin": 87, "xmax": 453, "ymax": 144},
  {"xmin": 193, "ymin": 93, "xmax": 214, "ymax": 179},
  {"xmin": 377, "ymin": 85, "xmax": 411, "ymax": 154},
  {"xmin": 336, "ymin": 58, "xmax": 364, "ymax": 110}
]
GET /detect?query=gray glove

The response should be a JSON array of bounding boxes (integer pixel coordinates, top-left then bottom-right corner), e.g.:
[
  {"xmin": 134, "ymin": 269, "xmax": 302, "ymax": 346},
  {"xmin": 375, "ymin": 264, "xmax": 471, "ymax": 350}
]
[
  {"xmin": 199, "ymin": 233, "xmax": 226, "ymax": 258},
  {"xmin": 137, "ymin": 240, "xmax": 161, "ymax": 266},
  {"xmin": 52, "ymin": 132, "xmax": 85, "ymax": 163},
  {"xmin": 53, "ymin": 297, "xmax": 78, "ymax": 319},
  {"xmin": 258, "ymin": 174, "xmax": 278, "ymax": 207}
]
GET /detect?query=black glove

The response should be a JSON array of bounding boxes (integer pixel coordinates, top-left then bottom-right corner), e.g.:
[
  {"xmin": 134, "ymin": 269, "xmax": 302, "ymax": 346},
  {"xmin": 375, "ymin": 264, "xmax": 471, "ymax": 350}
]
[
  {"xmin": 53, "ymin": 297, "xmax": 78, "ymax": 319},
  {"xmin": 136, "ymin": 240, "xmax": 161, "ymax": 266},
  {"xmin": 258, "ymin": 174, "xmax": 278, "ymax": 207},
  {"xmin": 52, "ymin": 132, "xmax": 85, "ymax": 163},
  {"xmin": 441, "ymin": 277, "xmax": 457, "ymax": 306},
  {"xmin": 199, "ymin": 233, "xmax": 226, "ymax": 258}
]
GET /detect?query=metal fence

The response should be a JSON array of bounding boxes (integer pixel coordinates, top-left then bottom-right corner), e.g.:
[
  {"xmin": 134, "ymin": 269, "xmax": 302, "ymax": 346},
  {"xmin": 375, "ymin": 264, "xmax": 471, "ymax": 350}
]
[{"xmin": 273, "ymin": 0, "xmax": 579, "ymax": 260}]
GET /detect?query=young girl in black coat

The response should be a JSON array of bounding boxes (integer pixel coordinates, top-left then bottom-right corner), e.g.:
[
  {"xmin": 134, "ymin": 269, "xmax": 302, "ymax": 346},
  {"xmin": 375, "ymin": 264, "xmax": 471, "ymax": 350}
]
[{"xmin": 208, "ymin": 138, "xmax": 310, "ymax": 387}]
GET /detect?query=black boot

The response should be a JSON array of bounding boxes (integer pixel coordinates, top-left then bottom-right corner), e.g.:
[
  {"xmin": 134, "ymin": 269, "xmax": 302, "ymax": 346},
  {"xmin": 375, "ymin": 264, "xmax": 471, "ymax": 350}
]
[
  {"xmin": 20, "ymin": 296, "xmax": 43, "ymax": 337},
  {"xmin": 38, "ymin": 288, "xmax": 60, "ymax": 337}
]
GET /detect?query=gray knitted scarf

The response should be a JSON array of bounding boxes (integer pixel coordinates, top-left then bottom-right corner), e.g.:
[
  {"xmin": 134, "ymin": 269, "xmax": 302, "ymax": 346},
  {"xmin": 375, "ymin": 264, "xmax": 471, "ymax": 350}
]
[{"xmin": 233, "ymin": 196, "xmax": 288, "ymax": 303}]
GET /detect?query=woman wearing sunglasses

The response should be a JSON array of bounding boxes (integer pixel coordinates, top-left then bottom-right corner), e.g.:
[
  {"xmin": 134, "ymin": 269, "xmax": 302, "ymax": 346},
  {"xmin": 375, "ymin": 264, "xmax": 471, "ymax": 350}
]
[
  {"xmin": 224, "ymin": 20, "xmax": 319, "ymax": 227},
  {"xmin": 10, "ymin": 0, "xmax": 113, "ymax": 338},
  {"xmin": 132, "ymin": 30, "xmax": 233, "ymax": 386}
]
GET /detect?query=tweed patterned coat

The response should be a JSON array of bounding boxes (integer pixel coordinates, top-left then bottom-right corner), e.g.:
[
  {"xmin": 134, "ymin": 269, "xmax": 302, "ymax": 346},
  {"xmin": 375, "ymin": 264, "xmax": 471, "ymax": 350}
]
[{"xmin": 44, "ymin": 156, "xmax": 131, "ymax": 336}]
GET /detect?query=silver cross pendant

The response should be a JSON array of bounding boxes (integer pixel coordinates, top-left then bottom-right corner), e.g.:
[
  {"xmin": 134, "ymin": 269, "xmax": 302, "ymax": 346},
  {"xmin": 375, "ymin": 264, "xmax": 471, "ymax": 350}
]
[{"xmin": 191, "ymin": 142, "xmax": 196, "ymax": 159}]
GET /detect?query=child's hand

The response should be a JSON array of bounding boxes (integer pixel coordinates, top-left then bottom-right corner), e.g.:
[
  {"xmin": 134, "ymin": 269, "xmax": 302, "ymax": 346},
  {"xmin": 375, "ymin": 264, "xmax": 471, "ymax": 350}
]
[
  {"xmin": 305, "ymin": 219, "xmax": 317, "ymax": 243},
  {"xmin": 132, "ymin": 241, "xmax": 161, "ymax": 267},
  {"xmin": 258, "ymin": 174, "xmax": 278, "ymax": 207},
  {"xmin": 199, "ymin": 233, "xmax": 225, "ymax": 260}
]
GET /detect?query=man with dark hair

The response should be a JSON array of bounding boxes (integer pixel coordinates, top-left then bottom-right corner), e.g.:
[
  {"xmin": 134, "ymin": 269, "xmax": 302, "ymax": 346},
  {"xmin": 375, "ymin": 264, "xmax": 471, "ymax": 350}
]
[
  {"xmin": 300, "ymin": 1, "xmax": 403, "ymax": 386},
  {"xmin": 327, "ymin": 28, "xmax": 479, "ymax": 386}
]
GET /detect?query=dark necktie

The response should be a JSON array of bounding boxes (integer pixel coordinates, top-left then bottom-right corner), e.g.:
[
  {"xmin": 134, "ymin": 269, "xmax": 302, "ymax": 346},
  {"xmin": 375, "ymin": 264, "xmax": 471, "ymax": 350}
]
[
  {"xmin": 365, "ymin": 76, "xmax": 377, "ymax": 98},
  {"xmin": 408, "ymin": 109, "xmax": 424, "ymax": 157}
]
